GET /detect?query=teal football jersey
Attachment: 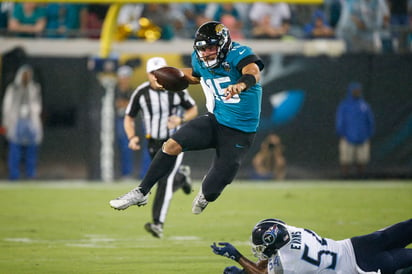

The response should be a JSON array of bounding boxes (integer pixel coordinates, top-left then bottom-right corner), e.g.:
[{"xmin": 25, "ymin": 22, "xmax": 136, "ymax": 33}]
[{"xmin": 191, "ymin": 42, "xmax": 263, "ymax": 133}]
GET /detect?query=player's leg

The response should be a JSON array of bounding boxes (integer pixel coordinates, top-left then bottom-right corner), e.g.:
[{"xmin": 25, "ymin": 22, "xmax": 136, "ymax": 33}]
[
  {"xmin": 355, "ymin": 141, "xmax": 370, "ymax": 176},
  {"xmin": 375, "ymin": 219, "xmax": 412, "ymax": 272},
  {"xmin": 376, "ymin": 248, "xmax": 412, "ymax": 273},
  {"xmin": 354, "ymin": 247, "xmax": 412, "ymax": 274},
  {"xmin": 339, "ymin": 138, "xmax": 352, "ymax": 177},
  {"xmin": 109, "ymin": 139, "xmax": 162, "ymax": 210},
  {"xmin": 378, "ymin": 219, "xmax": 412, "ymax": 249},
  {"xmin": 351, "ymin": 219, "xmax": 412, "ymax": 272},
  {"xmin": 8, "ymin": 142, "xmax": 21, "ymax": 180},
  {"xmin": 138, "ymin": 140, "xmax": 179, "ymax": 195},
  {"xmin": 110, "ymin": 114, "xmax": 214, "ymax": 210},
  {"xmin": 25, "ymin": 144, "xmax": 38, "ymax": 179},
  {"xmin": 172, "ymin": 168, "xmax": 185, "ymax": 192},
  {"xmin": 194, "ymin": 125, "xmax": 255, "ymax": 213},
  {"xmin": 139, "ymin": 114, "xmax": 214, "ymax": 194},
  {"xmin": 174, "ymin": 164, "xmax": 193, "ymax": 194},
  {"xmin": 147, "ymin": 153, "xmax": 183, "ymax": 238},
  {"xmin": 203, "ymin": 126, "xmax": 255, "ymax": 201}
]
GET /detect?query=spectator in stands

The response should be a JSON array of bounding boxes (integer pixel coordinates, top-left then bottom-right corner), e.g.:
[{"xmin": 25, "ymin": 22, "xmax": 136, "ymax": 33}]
[
  {"xmin": 0, "ymin": 3, "xmax": 14, "ymax": 35},
  {"xmin": 176, "ymin": 4, "xmax": 210, "ymax": 35},
  {"xmin": 249, "ymin": 2, "xmax": 291, "ymax": 39},
  {"xmin": 252, "ymin": 133, "xmax": 286, "ymax": 180},
  {"xmin": 8, "ymin": 2, "xmax": 46, "ymax": 38},
  {"xmin": 336, "ymin": 0, "xmax": 390, "ymax": 53},
  {"xmin": 323, "ymin": 0, "xmax": 342, "ymax": 28},
  {"xmin": 387, "ymin": 0, "xmax": 410, "ymax": 52},
  {"xmin": 114, "ymin": 66, "xmax": 135, "ymax": 180},
  {"xmin": 210, "ymin": 4, "xmax": 244, "ymax": 40},
  {"xmin": 166, "ymin": 4, "xmax": 196, "ymax": 39},
  {"xmin": 2, "ymin": 65, "xmax": 43, "ymax": 180},
  {"xmin": 85, "ymin": 4, "xmax": 109, "ymax": 39},
  {"xmin": 116, "ymin": 4, "xmax": 143, "ymax": 40},
  {"xmin": 45, "ymin": 4, "xmax": 88, "ymax": 38},
  {"xmin": 141, "ymin": 4, "xmax": 175, "ymax": 41},
  {"xmin": 335, "ymin": 82, "xmax": 375, "ymax": 178},
  {"xmin": 289, "ymin": 4, "xmax": 319, "ymax": 30},
  {"xmin": 303, "ymin": 9, "xmax": 335, "ymax": 39}
]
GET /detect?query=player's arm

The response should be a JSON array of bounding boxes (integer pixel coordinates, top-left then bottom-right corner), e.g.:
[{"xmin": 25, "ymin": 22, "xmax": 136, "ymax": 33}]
[
  {"xmin": 124, "ymin": 115, "xmax": 140, "ymax": 150},
  {"xmin": 182, "ymin": 105, "xmax": 198, "ymax": 123},
  {"xmin": 168, "ymin": 105, "xmax": 198, "ymax": 129},
  {"xmin": 8, "ymin": 17, "xmax": 46, "ymax": 34},
  {"xmin": 211, "ymin": 242, "xmax": 268, "ymax": 274},
  {"xmin": 225, "ymin": 62, "xmax": 261, "ymax": 100},
  {"xmin": 181, "ymin": 68, "xmax": 201, "ymax": 85}
]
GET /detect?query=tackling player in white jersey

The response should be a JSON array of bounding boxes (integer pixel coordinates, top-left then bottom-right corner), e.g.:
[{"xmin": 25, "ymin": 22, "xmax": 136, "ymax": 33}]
[{"xmin": 212, "ymin": 218, "xmax": 412, "ymax": 274}]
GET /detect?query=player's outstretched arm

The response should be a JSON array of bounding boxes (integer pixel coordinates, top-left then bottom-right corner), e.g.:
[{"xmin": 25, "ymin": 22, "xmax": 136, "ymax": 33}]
[
  {"xmin": 211, "ymin": 242, "xmax": 267, "ymax": 274},
  {"xmin": 168, "ymin": 105, "xmax": 198, "ymax": 129},
  {"xmin": 181, "ymin": 68, "xmax": 201, "ymax": 85},
  {"xmin": 225, "ymin": 62, "xmax": 261, "ymax": 100}
]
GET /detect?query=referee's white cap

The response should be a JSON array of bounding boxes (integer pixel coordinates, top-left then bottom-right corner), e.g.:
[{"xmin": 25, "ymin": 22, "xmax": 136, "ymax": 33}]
[{"xmin": 146, "ymin": 57, "xmax": 167, "ymax": 73}]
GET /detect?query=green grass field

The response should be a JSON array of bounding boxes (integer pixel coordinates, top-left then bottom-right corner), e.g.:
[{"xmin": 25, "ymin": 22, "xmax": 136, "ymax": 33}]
[{"xmin": 0, "ymin": 180, "xmax": 411, "ymax": 273}]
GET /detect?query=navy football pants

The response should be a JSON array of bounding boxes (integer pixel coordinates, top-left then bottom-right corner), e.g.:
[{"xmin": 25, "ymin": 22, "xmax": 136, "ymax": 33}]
[{"xmin": 351, "ymin": 219, "xmax": 412, "ymax": 273}]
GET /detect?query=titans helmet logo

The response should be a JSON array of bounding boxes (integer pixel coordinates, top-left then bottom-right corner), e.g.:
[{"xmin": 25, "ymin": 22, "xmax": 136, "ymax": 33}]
[{"xmin": 263, "ymin": 225, "xmax": 279, "ymax": 245}]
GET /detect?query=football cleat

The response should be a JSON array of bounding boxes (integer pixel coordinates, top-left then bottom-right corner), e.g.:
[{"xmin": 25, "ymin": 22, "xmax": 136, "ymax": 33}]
[
  {"xmin": 192, "ymin": 188, "xmax": 208, "ymax": 214},
  {"xmin": 144, "ymin": 222, "xmax": 163, "ymax": 238},
  {"xmin": 109, "ymin": 187, "xmax": 149, "ymax": 210}
]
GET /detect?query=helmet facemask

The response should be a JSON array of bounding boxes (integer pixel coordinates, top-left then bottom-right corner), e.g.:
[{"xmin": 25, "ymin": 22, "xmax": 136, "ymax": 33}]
[{"xmin": 194, "ymin": 41, "xmax": 220, "ymax": 68}]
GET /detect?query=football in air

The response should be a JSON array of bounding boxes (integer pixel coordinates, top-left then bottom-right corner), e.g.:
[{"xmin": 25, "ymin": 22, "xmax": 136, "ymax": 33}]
[{"xmin": 153, "ymin": 66, "xmax": 189, "ymax": 92}]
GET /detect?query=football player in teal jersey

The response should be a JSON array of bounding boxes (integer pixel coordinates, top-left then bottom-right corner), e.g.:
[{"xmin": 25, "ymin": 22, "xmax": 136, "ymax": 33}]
[{"xmin": 110, "ymin": 21, "xmax": 264, "ymax": 215}]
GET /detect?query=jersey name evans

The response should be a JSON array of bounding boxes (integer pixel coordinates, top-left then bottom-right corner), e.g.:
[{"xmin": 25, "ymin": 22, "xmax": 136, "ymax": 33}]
[{"xmin": 290, "ymin": 231, "xmax": 302, "ymax": 250}]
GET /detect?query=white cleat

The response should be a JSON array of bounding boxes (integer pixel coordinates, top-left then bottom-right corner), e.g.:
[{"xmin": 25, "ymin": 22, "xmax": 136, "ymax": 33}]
[
  {"xmin": 109, "ymin": 187, "xmax": 149, "ymax": 210},
  {"xmin": 192, "ymin": 189, "xmax": 208, "ymax": 214}
]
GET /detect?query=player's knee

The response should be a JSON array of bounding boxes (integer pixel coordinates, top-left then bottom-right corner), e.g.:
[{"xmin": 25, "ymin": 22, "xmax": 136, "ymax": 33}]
[{"xmin": 163, "ymin": 139, "xmax": 182, "ymax": 155}]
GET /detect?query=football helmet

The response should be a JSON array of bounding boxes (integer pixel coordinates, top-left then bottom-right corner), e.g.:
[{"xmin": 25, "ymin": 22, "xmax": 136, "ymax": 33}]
[
  {"xmin": 251, "ymin": 219, "xmax": 290, "ymax": 259},
  {"xmin": 193, "ymin": 21, "xmax": 232, "ymax": 68}
]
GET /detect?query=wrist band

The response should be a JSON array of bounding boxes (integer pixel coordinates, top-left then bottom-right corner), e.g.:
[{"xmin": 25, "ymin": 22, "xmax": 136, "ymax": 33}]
[
  {"xmin": 128, "ymin": 136, "xmax": 136, "ymax": 141},
  {"xmin": 237, "ymin": 74, "xmax": 256, "ymax": 90}
]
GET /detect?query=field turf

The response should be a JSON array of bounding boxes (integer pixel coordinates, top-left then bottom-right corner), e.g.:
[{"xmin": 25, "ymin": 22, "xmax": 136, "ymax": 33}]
[{"xmin": 0, "ymin": 180, "xmax": 411, "ymax": 273}]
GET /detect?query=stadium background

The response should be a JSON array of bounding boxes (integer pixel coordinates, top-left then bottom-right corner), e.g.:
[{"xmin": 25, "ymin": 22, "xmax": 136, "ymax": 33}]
[
  {"xmin": 0, "ymin": 1, "xmax": 411, "ymax": 181},
  {"xmin": 1, "ymin": 47, "xmax": 411, "ymax": 180}
]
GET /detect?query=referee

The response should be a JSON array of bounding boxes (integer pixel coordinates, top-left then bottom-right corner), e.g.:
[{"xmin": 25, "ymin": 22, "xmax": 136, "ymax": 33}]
[{"xmin": 124, "ymin": 57, "xmax": 198, "ymax": 238}]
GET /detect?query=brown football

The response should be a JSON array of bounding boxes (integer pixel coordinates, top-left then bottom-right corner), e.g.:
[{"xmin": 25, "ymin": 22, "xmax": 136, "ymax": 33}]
[{"xmin": 153, "ymin": 66, "xmax": 189, "ymax": 92}]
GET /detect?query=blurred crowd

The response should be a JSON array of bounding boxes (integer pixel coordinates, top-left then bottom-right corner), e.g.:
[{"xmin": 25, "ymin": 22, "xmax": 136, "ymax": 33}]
[{"xmin": 0, "ymin": 1, "xmax": 412, "ymax": 52}]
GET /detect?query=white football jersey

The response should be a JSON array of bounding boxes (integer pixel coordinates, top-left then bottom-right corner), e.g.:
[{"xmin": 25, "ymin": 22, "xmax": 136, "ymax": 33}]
[{"xmin": 267, "ymin": 225, "xmax": 379, "ymax": 274}]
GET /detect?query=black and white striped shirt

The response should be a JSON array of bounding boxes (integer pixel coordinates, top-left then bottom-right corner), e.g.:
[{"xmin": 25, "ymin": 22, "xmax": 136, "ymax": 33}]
[{"xmin": 126, "ymin": 81, "xmax": 196, "ymax": 140}]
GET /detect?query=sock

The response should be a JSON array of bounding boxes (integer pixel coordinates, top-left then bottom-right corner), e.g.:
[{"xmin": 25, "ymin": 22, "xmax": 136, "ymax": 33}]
[{"xmin": 139, "ymin": 150, "xmax": 177, "ymax": 195}]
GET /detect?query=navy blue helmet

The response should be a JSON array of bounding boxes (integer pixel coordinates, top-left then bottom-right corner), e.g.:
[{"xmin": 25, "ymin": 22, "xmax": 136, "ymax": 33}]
[{"xmin": 251, "ymin": 218, "xmax": 290, "ymax": 259}]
